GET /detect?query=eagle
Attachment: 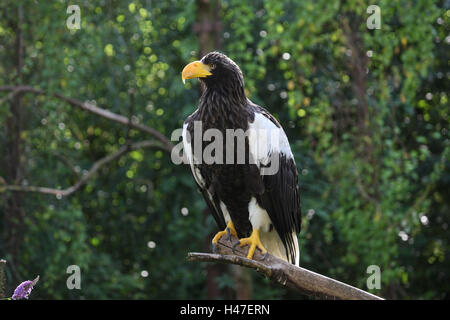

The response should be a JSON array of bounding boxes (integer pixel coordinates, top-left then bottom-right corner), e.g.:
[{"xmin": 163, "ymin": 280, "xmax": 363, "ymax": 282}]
[{"xmin": 181, "ymin": 52, "xmax": 302, "ymax": 266}]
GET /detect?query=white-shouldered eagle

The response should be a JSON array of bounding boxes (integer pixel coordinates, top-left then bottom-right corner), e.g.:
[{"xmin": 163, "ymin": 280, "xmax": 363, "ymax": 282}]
[{"xmin": 181, "ymin": 52, "xmax": 302, "ymax": 266}]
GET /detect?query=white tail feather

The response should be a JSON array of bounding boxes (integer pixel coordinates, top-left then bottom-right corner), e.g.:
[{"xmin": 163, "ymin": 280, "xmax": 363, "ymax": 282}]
[
  {"xmin": 248, "ymin": 197, "xmax": 300, "ymax": 266},
  {"xmin": 260, "ymin": 229, "xmax": 299, "ymax": 266}
]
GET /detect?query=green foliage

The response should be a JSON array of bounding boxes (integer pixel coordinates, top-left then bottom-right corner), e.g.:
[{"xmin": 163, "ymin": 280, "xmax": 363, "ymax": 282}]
[
  {"xmin": 0, "ymin": 0, "xmax": 448, "ymax": 299},
  {"xmin": 22, "ymin": 206, "xmax": 145, "ymax": 299},
  {"xmin": 222, "ymin": 0, "xmax": 449, "ymax": 298}
]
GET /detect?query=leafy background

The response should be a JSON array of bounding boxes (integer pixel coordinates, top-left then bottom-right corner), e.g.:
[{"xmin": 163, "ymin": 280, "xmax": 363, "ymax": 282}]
[{"xmin": 0, "ymin": 0, "xmax": 448, "ymax": 299}]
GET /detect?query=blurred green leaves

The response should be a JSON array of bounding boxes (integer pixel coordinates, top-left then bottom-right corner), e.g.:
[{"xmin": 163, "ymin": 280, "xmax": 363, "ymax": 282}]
[{"xmin": 0, "ymin": 0, "xmax": 448, "ymax": 300}]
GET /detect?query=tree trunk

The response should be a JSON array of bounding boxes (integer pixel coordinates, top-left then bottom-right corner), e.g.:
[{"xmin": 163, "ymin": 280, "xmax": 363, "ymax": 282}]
[
  {"xmin": 194, "ymin": 0, "xmax": 253, "ymax": 300},
  {"xmin": 4, "ymin": 4, "xmax": 24, "ymax": 278},
  {"xmin": 195, "ymin": 0, "xmax": 222, "ymax": 59},
  {"xmin": 195, "ymin": 0, "xmax": 247, "ymax": 300},
  {"xmin": 232, "ymin": 265, "xmax": 253, "ymax": 299}
]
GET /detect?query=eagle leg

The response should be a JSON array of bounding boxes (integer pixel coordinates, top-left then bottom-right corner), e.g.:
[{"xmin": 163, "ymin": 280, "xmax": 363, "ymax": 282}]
[
  {"xmin": 211, "ymin": 221, "xmax": 237, "ymax": 253},
  {"xmin": 232, "ymin": 229, "xmax": 267, "ymax": 260}
]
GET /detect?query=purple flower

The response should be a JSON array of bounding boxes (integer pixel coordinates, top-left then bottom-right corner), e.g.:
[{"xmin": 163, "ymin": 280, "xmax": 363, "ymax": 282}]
[{"xmin": 12, "ymin": 276, "xmax": 39, "ymax": 300}]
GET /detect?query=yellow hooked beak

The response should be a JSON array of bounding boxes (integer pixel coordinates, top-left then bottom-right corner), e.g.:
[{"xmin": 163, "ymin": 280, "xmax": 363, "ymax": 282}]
[{"xmin": 181, "ymin": 61, "xmax": 212, "ymax": 84}]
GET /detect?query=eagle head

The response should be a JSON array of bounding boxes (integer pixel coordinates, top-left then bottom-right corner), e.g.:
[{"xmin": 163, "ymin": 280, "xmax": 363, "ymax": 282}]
[{"xmin": 181, "ymin": 52, "xmax": 244, "ymax": 89}]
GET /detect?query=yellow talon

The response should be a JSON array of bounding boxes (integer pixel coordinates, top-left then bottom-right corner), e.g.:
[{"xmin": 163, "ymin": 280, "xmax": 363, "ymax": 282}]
[
  {"xmin": 237, "ymin": 229, "xmax": 267, "ymax": 259},
  {"xmin": 212, "ymin": 221, "xmax": 237, "ymax": 245}
]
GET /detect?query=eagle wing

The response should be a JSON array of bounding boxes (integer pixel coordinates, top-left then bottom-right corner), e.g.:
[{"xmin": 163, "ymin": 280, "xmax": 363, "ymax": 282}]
[
  {"xmin": 248, "ymin": 104, "xmax": 302, "ymax": 264},
  {"xmin": 182, "ymin": 117, "xmax": 227, "ymax": 230}
]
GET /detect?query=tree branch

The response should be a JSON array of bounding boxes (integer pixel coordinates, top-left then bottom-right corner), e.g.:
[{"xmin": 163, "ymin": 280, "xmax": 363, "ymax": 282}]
[
  {"xmin": 0, "ymin": 140, "xmax": 164, "ymax": 197},
  {"xmin": 0, "ymin": 85, "xmax": 174, "ymax": 152},
  {"xmin": 188, "ymin": 235, "xmax": 384, "ymax": 300}
]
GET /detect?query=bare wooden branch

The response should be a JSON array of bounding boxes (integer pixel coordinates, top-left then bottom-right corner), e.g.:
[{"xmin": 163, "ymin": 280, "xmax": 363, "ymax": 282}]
[
  {"xmin": 188, "ymin": 235, "xmax": 384, "ymax": 300},
  {"xmin": 0, "ymin": 85, "xmax": 185, "ymax": 199},
  {"xmin": 0, "ymin": 85, "xmax": 174, "ymax": 152},
  {"xmin": 0, "ymin": 140, "xmax": 164, "ymax": 197}
]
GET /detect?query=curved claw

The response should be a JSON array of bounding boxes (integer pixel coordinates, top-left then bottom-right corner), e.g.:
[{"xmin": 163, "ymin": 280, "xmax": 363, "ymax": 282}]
[
  {"xmin": 232, "ymin": 240, "xmax": 240, "ymax": 254},
  {"xmin": 226, "ymin": 228, "xmax": 232, "ymax": 242},
  {"xmin": 233, "ymin": 229, "xmax": 267, "ymax": 260},
  {"xmin": 261, "ymin": 252, "xmax": 268, "ymax": 261},
  {"xmin": 211, "ymin": 221, "xmax": 237, "ymax": 253}
]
